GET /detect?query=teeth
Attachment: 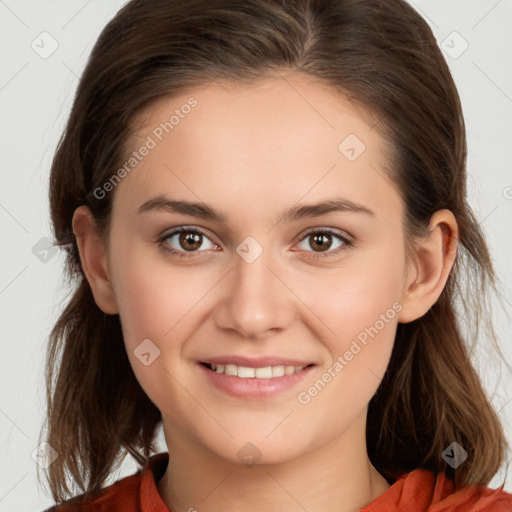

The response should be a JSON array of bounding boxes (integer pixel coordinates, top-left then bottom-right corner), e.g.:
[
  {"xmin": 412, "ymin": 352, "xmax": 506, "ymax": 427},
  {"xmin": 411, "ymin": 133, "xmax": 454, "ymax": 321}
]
[
  {"xmin": 272, "ymin": 365, "xmax": 285, "ymax": 377},
  {"xmin": 238, "ymin": 366, "xmax": 255, "ymax": 378},
  {"xmin": 209, "ymin": 363, "xmax": 307, "ymax": 378},
  {"xmin": 255, "ymin": 366, "xmax": 272, "ymax": 379},
  {"xmin": 225, "ymin": 364, "xmax": 237, "ymax": 376}
]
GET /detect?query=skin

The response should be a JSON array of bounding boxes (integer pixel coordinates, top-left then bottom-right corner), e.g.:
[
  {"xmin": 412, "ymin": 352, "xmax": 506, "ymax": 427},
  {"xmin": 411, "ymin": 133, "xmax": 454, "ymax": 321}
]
[{"xmin": 72, "ymin": 72, "xmax": 458, "ymax": 512}]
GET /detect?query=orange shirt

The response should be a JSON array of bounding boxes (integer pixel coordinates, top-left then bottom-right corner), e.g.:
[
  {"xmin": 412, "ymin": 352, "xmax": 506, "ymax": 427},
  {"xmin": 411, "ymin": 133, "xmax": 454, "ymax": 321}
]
[{"xmin": 45, "ymin": 452, "xmax": 512, "ymax": 511}]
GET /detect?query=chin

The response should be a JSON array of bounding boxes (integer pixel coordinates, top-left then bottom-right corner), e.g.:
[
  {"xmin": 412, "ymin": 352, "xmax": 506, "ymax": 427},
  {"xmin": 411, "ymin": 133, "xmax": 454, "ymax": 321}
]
[{"xmin": 205, "ymin": 434, "xmax": 314, "ymax": 468}]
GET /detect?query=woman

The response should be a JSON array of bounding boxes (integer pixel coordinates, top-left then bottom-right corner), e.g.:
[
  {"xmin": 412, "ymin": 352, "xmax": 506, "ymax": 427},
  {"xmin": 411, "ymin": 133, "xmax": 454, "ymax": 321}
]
[{"xmin": 40, "ymin": 0, "xmax": 512, "ymax": 510}]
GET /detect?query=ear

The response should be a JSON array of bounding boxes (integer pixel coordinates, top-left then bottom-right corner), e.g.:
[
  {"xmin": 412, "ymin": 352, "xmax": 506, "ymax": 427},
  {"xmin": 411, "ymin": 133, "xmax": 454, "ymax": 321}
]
[
  {"xmin": 72, "ymin": 206, "xmax": 119, "ymax": 315},
  {"xmin": 397, "ymin": 209, "xmax": 458, "ymax": 323}
]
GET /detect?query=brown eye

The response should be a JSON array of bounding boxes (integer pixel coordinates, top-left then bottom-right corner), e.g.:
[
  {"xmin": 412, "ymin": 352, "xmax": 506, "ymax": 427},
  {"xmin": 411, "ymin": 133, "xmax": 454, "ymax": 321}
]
[
  {"xmin": 179, "ymin": 231, "xmax": 203, "ymax": 251},
  {"xmin": 295, "ymin": 228, "xmax": 353, "ymax": 259},
  {"xmin": 308, "ymin": 233, "xmax": 333, "ymax": 252},
  {"xmin": 159, "ymin": 227, "xmax": 217, "ymax": 255}
]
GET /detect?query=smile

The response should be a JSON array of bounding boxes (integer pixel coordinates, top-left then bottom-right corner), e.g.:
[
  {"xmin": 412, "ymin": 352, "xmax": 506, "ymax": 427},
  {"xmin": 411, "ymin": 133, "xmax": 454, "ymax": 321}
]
[
  {"xmin": 204, "ymin": 363, "xmax": 307, "ymax": 378},
  {"xmin": 198, "ymin": 360, "xmax": 315, "ymax": 399}
]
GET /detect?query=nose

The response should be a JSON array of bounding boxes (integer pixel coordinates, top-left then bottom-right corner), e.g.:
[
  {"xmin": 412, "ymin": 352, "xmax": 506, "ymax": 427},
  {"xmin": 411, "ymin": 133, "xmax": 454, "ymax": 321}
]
[{"xmin": 212, "ymin": 243, "xmax": 296, "ymax": 341}]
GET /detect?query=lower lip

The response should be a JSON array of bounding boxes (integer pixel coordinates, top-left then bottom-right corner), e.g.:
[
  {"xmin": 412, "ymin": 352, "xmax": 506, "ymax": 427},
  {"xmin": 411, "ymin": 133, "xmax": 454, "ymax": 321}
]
[{"xmin": 198, "ymin": 363, "xmax": 315, "ymax": 399}]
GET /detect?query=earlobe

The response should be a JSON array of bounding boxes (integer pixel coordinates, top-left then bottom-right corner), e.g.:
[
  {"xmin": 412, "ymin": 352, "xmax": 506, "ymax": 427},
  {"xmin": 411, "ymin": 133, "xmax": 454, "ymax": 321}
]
[
  {"xmin": 72, "ymin": 206, "xmax": 119, "ymax": 315},
  {"xmin": 397, "ymin": 209, "xmax": 458, "ymax": 323}
]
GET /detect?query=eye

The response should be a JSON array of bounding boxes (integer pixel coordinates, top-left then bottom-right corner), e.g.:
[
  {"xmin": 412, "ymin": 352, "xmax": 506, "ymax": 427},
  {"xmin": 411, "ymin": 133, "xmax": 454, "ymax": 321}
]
[
  {"xmin": 158, "ymin": 226, "xmax": 353, "ymax": 260},
  {"xmin": 295, "ymin": 228, "xmax": 353, "ymax": 259},
  {"xmin": 158, "ymin": 227, "xmax": 218, "ymax": 257}
]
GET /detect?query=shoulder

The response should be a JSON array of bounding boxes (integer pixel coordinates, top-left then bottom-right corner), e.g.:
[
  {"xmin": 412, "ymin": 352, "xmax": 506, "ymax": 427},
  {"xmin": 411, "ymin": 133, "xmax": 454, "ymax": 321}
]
[
  {"xmin": 42, "ymin": 476, "xmax": 139, "ymax": 512},
  {"xmin": 42, "ymin": 452, "xmax": 169, "ymax": 512},
  {"xmin": 434, "ymin": 477, "xmax": 512, "ymax": 512},
  {"xmin": 363, "ymin": 468, "xmax": 512, "ymax": 511},
  {"xmin": 418, "ymin": 469, "xmax": 512, "ymax": 511},
  {"xmin": 42, "ymin": 472, "xmax": 143, "ymax": 512},
  {"xmin": 408, "ymin": 469, "xmax": 512, "ymax": 512}
]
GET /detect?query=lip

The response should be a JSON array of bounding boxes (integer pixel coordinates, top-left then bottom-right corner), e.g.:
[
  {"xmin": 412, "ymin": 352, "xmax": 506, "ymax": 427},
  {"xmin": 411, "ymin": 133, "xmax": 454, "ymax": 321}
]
[
  {"xmin": 200, "ymin": 356, "xmax": 313, "ymax": 367},
  {"xmin": 197, "ymin": 359, "xmax": 315, "ymax": 399}
]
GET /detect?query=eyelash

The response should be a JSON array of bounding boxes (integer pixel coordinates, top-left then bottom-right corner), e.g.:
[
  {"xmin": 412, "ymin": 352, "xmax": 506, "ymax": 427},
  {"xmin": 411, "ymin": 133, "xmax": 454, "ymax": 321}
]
[{"xmin": 157, "ymin": 226, "xmax": 354, "ymax": 260}]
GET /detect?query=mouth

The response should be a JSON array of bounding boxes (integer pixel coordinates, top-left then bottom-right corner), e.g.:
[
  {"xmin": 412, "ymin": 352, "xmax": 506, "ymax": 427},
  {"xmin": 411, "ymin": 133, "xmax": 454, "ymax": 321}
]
[
  {"xmin": 197, "ymin": 356, "xmax": 316, "ymax": 399},
  {"xmin": 200, "ymin": 362, "xmax": 314, "ymax": 379}
]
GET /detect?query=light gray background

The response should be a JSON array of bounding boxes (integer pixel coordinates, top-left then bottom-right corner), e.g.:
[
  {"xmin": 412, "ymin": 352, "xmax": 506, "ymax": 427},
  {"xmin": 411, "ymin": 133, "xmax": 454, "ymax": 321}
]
[{"xmin": 1, "ymin": 1, "xmax": 511, "ymax": 510}]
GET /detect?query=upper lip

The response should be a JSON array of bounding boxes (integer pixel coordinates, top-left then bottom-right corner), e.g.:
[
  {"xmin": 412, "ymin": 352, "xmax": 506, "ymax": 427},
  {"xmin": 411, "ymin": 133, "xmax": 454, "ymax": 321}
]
[{"xmin": 200, "ymin": 356, "xmax": 314, "ymax": 368}]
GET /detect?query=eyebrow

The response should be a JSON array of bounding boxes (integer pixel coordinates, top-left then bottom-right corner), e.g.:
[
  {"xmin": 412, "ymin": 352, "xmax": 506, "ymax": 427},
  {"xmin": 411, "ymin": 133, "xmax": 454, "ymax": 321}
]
[{"xmin": 137, "ymin": 194, "xmax": 375, "ymax": 224}]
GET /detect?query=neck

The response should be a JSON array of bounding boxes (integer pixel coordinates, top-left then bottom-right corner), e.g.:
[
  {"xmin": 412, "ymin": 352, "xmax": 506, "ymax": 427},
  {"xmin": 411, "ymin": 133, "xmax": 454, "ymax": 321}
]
[{"xmin": 157, "ymin": 413, "xmax": 391, "ymax": 512}]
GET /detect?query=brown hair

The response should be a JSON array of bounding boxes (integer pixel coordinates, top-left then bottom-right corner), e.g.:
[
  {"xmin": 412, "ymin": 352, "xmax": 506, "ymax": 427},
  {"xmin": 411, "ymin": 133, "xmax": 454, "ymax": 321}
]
[{"xmin": 40, "ymin": 0, "xmax": 510, "ymax": 503}]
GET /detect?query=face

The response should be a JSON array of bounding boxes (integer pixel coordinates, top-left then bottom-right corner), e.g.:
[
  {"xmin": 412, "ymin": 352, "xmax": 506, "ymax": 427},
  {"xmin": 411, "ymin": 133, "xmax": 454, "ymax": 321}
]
[{"xmin": 104, "ymin": 73, "xmax": 409, "ymax": 465}]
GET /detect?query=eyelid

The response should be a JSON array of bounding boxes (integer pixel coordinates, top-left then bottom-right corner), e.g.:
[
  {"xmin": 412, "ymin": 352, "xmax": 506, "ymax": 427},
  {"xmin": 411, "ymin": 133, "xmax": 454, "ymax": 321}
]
[{"xmin": 295, "ymin": 226, "xmax": 353, "ymax": 244}]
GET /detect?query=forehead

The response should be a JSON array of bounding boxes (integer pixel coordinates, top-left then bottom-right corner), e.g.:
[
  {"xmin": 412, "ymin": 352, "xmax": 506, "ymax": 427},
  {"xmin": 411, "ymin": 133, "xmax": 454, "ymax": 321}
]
[
  {"xmin": 133, "ymin": 73, "xmax": 378, "ymax": 153},
  {"xmin": 112, "ymin": 73, "xmax": 400, "ymax": 225}
]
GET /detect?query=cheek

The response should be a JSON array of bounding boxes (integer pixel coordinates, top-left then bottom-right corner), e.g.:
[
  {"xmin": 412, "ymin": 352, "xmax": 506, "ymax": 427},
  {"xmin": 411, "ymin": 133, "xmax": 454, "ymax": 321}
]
[
  {"xmin": 110, "ymin": 247, "xmax": 218, "ymax": 419},
  {"xmin": 297, "ymin": 240, "xmax": 405, "ymax": 348},
  {"xmin": 295, "ymin": 244, "xmax": 404, "ymax": 415},
  {"xmin": 293, "ymin": 242, "xmax": 404, "ymax": 408},
  {"xmin": 112, "ymin": 245, "xmax": 211, "ymax": 341},
  {"xmin": 297, "ymin": 272, "xmax": 401, "ymax": 439}
]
